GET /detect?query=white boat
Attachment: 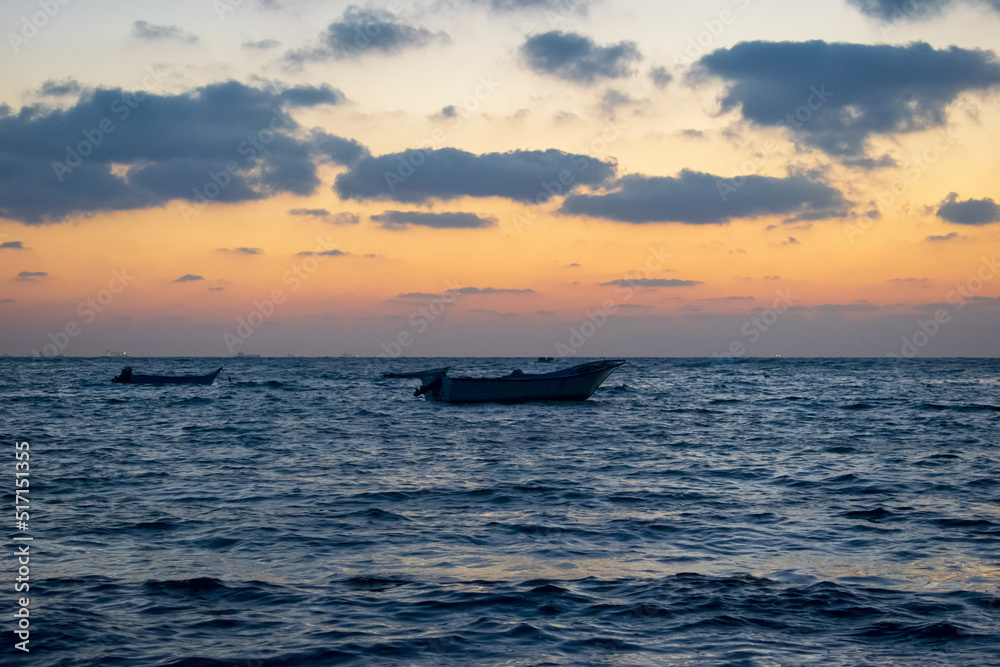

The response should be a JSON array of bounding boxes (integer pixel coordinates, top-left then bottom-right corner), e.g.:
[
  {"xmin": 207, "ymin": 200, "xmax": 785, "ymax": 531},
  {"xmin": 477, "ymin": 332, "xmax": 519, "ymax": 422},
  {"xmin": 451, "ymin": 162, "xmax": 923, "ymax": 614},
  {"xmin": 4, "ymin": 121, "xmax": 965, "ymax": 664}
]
[{"xmin": 384, "ymin": 360, "xmax": 626, "ymax": 404}]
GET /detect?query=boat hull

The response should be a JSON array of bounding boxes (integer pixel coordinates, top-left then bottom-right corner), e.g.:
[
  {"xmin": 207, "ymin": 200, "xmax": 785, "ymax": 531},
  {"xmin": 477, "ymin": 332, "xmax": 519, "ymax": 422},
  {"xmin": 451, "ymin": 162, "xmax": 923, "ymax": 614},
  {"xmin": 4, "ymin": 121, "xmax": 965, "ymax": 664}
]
[
  {"xmin": 114, "ymin": 367, "xmax": 223, "ymax": 385},
  {"xmin": 425, "ymin": 360, "xmax": 624, "ymax": 404}
]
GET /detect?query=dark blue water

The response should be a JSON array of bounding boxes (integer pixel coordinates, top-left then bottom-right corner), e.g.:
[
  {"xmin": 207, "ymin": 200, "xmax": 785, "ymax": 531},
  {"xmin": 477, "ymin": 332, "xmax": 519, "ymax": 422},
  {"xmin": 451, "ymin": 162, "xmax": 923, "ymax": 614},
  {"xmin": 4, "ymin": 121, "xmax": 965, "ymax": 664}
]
[{"xmin": 2, "ymin": 357, "xmax": 998, "ymax": 666}]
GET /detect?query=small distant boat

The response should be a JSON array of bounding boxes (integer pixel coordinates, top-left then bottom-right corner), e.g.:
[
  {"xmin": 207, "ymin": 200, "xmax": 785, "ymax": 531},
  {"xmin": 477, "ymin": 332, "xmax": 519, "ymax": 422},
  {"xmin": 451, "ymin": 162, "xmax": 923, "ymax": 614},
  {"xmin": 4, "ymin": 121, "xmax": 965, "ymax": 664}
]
[
  {"xmin": 384, "ymin": 360, "xmax": 625, "ymax": 404},
  {"xmin": 112, "ymin": 366, "xmax": 223, "ymax": 385}
]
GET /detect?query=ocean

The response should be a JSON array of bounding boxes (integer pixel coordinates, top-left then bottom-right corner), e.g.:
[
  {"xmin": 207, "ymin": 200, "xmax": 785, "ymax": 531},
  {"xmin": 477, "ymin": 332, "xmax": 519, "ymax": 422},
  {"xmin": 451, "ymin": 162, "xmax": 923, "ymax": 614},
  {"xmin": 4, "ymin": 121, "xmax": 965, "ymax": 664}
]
[{"xmin": 2, "ymin": 357, "xmax": 998, "ymax": 666}]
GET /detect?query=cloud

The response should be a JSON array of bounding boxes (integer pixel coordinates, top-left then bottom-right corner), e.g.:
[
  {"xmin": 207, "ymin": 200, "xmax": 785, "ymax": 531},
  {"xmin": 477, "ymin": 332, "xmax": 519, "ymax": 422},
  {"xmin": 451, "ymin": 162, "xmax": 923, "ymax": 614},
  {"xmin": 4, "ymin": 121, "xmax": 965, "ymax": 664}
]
[
  {"xmin": 599, "ymin": 89, "xmax": 635, "ymax": 117},
  {"xmin": 173, "ymin": 274, "xmax": 203, "ymax": 282},
  {"xmin": 926, "ymin": 232, "xmax": 960, "ymax": 242},
  {"xmin": 847, "ymin": 0, "xmax": 999, "ymax": 21},
  {"xmin": 469, "ymin": 0, "xmax": 593, "ymax": 11},
  {"xmin": 783, "ymin": 236, "xmax": 800, "ymax": 245},
  {"xmin": 696, "ymin": 40, "xmax": 1000, "ymax": 157},
  {"xmin": 218, "ymin": 247, "xmax": 263, "ymax": 255},
  {"xmin": 560, "ymin": 170, "xmax": 848, "ymax": 224},
  {"xmin": 15, "ymin": 271, "xmax": 47, "ymax": 281},
  {"xmin": 601, "ymin": 278, "xmax": 701, "ymax": 287},
  {"xmin": 278, "ymin": 84, "xmax": 346, "ymax": 107},
  {"xmin": 397, "ymin": 286, "xmax": 535, "ymax": 298},
  {"xmin": 371, "ymin": 210, "xmax": 498, "ymax": 230},
  {"xmin": 289, "ymin": 208, "xmax": 331, "ymax": 218},
  {"xmin": 40, "ymin": 79, "xmax": 82, "ymax": 97},
  {"xmin": 936, "ymin": 192, "xmax": 1000, "ymax": 225},
  {"xmin": 286, "ymin": 6, "xmax": 448, "ymax": 65},
  {"xmin": 242, "ymin": 38, "xmax": 280, "ymax": 50},
  {"xmin": 335, "ymin": 147, "xmax": 615, "ymax": 203},
  {"xmin": 132, "ymin": 20, "xmax": 199, "ymax": 44},
  {"xmin": 296, "ymin": 249, "xmax": 347, "ymax": 257},
  {"xmin": 308, "ymin": 130, "xmax": 370, "ymax": 167},
  {"xmin": 0, "ymin": 80, "xmax": 354, "ymax": 224},
  {"xmin": 520, "ymin": 31, "xmax": 642, "ymax": 84},
  {"xmin": 649, "ymin": 66, "xmax": 673, "ymax": 89},
  {"xmin": 1, "ymin": 241, "xmax": 25, "ymax": 249}
]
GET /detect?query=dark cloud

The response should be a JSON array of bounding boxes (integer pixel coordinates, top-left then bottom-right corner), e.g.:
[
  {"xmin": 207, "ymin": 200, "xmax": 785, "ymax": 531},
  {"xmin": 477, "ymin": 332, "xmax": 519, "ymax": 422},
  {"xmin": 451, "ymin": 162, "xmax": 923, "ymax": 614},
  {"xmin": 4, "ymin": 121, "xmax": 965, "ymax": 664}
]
[
  {"xmin": 286, "ymin": 6, "xmax": 447, "ymax": 65},
  {"xmin": 335, "ymin": 147, "xmax": 615, "ymax": 203},
  {"xmin": 1, "ymin": 241, "xmax": 25, "ymax": 249},
  {"xmin": 219, "ymin": 247, "xmax": 263, "ymax": 255},
  {"xmin": 40, "ymin": 79, "xmax": 82, "ymax": 97},
  {"xmin": 602, "ymin": 278, "xmax": 701, "ymax": 287},
  {"xmin": 0, "ymin": 81, "xmax": 354, "ymax": 224},
  {"xmin": 308, "ymin": 130, "xmax": 370, "ymax": 167},
  {"xmin": 371, "ymin": 210, "xmax": 498, "ymax": 230},
  {"xmin": 15, "ymin": 271, "xmax": 46, "ymax": 281},
  {"xmin": 649, "ymin": 66, "xmax": 673, "ymax": 88},
  {"xmin": 847, "ymin": 0, "xmax": 999, "ymax": 21},
  {"xmin": 936, "ymin": 192, "xmax": 1000, "ymax": 225},
  {"xmin": 278, "ymin": 84, "xmax": 346, "ymax": 107},
  {"xmin": 132, "ymin": 20, "xmax": 199, "ymax": 44},
  {"xmin": 173, "ymin": 274, "xmax": 203, "ymax": 282},
  {"xmin": 520, "ymin": 31, "xmax": 641, "ymax": 84},
  {"xmin": 242, "ymin": 38, "xmax": 281, "ymax": 50},
  {"xmin": 696, "ymin": 40, "xmax": 1000, "ymax": 157},
  {"xmin": 560, "ymin": 170, "xmax": 848, "ymax": 224}
]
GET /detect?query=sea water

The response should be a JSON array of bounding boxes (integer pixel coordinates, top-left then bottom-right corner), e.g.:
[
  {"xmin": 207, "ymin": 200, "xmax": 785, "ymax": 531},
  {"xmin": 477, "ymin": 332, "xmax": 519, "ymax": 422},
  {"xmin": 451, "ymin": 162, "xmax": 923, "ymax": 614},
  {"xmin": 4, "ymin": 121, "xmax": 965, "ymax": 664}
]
[{"xmin": 1, "ymin": 357, "xmax": 998, "ymax": 665}]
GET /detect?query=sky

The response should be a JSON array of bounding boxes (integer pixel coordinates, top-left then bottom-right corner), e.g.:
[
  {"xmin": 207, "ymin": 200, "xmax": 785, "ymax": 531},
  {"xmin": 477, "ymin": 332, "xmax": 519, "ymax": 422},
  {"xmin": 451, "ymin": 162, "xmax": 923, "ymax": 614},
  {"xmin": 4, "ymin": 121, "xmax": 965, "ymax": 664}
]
[{"xmin": 1, "ymin": 0, "xmax": 998, "ymax": 358}]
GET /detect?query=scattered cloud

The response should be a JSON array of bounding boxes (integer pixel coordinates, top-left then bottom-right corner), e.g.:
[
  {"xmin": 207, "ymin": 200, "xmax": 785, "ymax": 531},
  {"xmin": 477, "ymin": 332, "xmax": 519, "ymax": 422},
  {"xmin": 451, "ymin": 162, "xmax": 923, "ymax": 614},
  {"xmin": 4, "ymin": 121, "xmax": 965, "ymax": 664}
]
[
  {"xmin": 335, "ymin": 147, "xmax": 615, "ymax": 203},
  {"xmin": 1, "ymin": 241, "xmax": 25, "ymax": 249},
  {"xmin": 218, "ymin": 247, "xmax": 263, "ymax": 255},
  {"xmin": 15, "ymin": 271, "xmax": 47, "ymax": 281},
  {"xmin": 398, "ymin": 286, "xmax": 535, "ymax": 298},
  {"xmin": 936, "ymin": 192, "xmax": 1000, "ymax": 225},
  {"xmin": 173, "ymin": 274, "xmax": 204, "ymax": 282},
  {"xmin": 132, "ymin": 20, "xmax": 199, "ymax": 44},
  {"xmin": 288, "ymin": 208, "xmax": 361, "ymax": 226},
  {"xmin": 696, "ymin": 40, "xmax": 1000, "ymax": 158},
  {"xmin": 469, "ymin": 0, "xmax": 593, "ymax": 11},
  {"xmin": 0, "ymin": 81, "xmax": 354, "ymax": 223},
  {"xmin": 783, "ymin": 236, "xmax": 800, "ymax": 245},
  {"xmin": 599, "ymin": 89, "xmax": 636, "ymax": 117},
  {"xmin": 650, "ymin": 66, "xmax": 673, "ymax": 88},
  {"xmin": 242, "ymin": 38, "xmax": 280, "ymax": 50},
  {"xmin": 520, "ymin": 31, "xmax": 642, "ymax": 84},
  {"xmin": 39, "ymin": 79, "xmax": 82, "ymax": 97},
  {"xmin": 371, "ymin": 210, "xmax": 498, "ymax": 230},
  {"xmin": 560, "ymin": 170, "xmax": 848, "ymax": 224},
  {"xmin": 296, "ymin": 249, "xmax": 347, "ymax": 257},
  {"xmin": 601, "ymin": 278, "xmax": 701, "ymax": 287},
  {"xmin": 286, "ymin": 6, "xmax": 448, "ymax": 66},
  {"xmin": 926, "ymin": 232, "xmax": 960, "ymax": 241}
]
